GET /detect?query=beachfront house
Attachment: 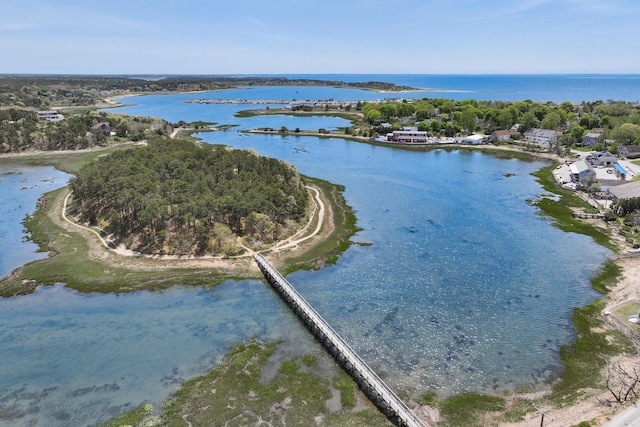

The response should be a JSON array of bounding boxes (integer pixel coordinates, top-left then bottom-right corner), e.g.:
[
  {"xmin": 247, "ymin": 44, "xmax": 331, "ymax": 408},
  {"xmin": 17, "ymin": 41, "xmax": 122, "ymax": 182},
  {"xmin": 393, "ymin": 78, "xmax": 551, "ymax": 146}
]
[
  {"xmin": 523, "ymin": 128, "xmax": 557, "ymax": 151},
  {"xmin": 491, "ymin": 129, "xmax": 511, "ymax": 142},
  {"xmin": 459, "ymin": 134, "xmax": 490, "ymax": 145},
  {"xmin": 569, "ymin": 160, "xmax": 595, "ymax": 184},
  {"xmin": 386, "ymin": 127, "xmax": 428, "ymax": 144}
]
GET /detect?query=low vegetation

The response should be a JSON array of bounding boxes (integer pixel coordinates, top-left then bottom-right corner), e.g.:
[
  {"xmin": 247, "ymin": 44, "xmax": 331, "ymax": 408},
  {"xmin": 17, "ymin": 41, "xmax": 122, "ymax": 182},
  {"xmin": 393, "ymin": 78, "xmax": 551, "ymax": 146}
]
[
  {"xmin": 532, "ymin": 165, "xmax": 615, "ymax": 251},
  {"xmin": 102, "ymin": 339, "xmax": 391, "ymax": 427},
  {"xmin": 438, "ymin": 393, "xmax": 506, "ymax": 427}
]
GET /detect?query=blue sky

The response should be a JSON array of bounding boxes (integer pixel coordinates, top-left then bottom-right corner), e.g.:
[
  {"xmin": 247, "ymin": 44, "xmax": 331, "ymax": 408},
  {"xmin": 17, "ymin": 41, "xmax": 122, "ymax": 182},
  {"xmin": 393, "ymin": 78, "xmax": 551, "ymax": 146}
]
[{"xmin": 2, "ymin": 0, "xmax": 639, "ymax": 74}]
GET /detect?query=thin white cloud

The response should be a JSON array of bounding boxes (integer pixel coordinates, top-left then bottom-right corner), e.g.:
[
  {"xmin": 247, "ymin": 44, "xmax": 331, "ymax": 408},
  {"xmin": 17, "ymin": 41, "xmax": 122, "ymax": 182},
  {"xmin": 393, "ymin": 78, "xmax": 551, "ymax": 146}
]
[{"xmin": 0, "ymin": 23, "xmax": 34, "ymax": 32}]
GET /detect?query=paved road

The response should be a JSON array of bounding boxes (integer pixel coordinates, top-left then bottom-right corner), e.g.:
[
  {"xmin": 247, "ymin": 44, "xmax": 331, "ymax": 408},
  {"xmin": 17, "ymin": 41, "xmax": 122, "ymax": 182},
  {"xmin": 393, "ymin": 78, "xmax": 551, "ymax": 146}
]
[{"xmin": 604, "ymin": 405, "xmax": 640, "ymax": 427}]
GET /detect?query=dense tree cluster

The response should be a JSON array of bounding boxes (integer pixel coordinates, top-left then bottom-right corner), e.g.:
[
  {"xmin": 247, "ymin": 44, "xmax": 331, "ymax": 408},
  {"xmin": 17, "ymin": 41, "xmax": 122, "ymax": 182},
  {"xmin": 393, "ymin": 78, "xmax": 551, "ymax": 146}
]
[
  {"xmin": 69, "ymin": 139, "xmax": 309, "ymax": 256},
  {"xmin": 0, "ymin": 109, "xmax": 171, "ymax": 153},
  {"xmin": 361, "ymin": 98, "xmax": 640, "ymax": 154}
]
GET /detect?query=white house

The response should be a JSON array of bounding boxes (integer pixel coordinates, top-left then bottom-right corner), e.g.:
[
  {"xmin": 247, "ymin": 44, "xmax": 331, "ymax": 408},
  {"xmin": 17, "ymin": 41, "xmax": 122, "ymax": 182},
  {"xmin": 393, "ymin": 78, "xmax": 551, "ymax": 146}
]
[
  {"xmin": 523, "ymin": 128, "xmax": 557, "ymax": 151},
  {"xmin": 37, "ymin": 110, "xmax": 64, "ymax": 122},
  {"xmin": 386, "ymin": 127, "xmax": 428, "ymax": 144},
  {"xmin": 569, "ymin": 160, "xmax": 595, "ymax": 183},
  {"xmin": 459, "ymin": 134, "xmax": 490, "ymax": 145}
]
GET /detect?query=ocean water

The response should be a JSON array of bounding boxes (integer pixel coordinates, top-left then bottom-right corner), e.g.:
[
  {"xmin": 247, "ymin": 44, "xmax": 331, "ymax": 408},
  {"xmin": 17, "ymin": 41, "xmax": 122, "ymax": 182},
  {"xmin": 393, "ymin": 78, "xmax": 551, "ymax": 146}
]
[
  {"xmin": 259, "ymin": 74, "xmax": 640, "ymax": 102},
  {"xmin": 0, "ymin": 76, "xmax": 627, "ymax": 425}
]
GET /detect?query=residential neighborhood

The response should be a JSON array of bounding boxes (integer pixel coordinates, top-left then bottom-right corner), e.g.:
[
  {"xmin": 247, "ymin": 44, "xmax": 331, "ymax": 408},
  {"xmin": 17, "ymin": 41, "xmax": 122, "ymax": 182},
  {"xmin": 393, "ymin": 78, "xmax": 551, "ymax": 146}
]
[{"xmin": 554, "ymin": 151, "xmax": 640, "ymax": 208}]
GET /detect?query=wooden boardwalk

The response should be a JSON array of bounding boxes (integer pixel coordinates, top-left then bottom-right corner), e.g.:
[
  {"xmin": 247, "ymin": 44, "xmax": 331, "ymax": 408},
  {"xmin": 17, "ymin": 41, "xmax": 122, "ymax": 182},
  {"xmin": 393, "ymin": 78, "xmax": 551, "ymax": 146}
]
[{"xmin": 254, "ymin": 253, "xmax": 427, "ymax": 427}]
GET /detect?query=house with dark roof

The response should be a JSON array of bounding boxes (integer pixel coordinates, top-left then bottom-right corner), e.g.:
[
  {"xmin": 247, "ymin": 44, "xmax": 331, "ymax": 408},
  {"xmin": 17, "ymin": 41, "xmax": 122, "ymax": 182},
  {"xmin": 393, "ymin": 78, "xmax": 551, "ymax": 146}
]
[
  {"xmin": 619, "ymin": 145, "xmax": 640, "ymax": 158},
  {"xmin": 91, "ymin": 122, "xmax": 111, "ymax": 136}
]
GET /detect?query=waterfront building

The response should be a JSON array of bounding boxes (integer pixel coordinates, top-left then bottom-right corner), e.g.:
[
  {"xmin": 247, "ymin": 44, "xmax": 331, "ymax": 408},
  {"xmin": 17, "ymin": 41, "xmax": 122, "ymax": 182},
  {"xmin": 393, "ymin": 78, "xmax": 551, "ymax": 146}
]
[
  {"xmin": 523, "ymin": 128, "xmax": 557, "ymax": 151},
  {"xmin": 491, "ymin": 129, "xmax": 512, "ymax": 142},
  {"xmin": 386, "ymin": 127, "xmax": 428, "ymax": 143},
  {"xmin": 569, "ymin": 160, "xmax": 595, "ymax": 184},
  {"xmin": 459, "ymin": 134, "xmax": 490, "ymax": 145},
  {"xmin": 37, "ymin": 110, "xmax": 65, "ymax": 122}
]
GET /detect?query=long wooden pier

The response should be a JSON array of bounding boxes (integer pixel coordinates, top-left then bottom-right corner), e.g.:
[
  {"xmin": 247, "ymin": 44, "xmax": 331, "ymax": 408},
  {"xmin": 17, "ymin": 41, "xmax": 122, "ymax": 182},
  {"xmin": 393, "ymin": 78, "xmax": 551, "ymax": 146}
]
[{"xmin": 254, "ymin": 253, "xmax": 427, "ymax": 427}]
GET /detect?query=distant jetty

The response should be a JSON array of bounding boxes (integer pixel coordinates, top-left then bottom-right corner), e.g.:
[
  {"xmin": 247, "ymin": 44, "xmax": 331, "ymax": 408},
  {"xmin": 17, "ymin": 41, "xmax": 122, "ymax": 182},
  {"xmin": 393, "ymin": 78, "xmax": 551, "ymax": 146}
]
[{"xmin": 184, "ymin": 98, "xmax": 406, "ymax": 106}]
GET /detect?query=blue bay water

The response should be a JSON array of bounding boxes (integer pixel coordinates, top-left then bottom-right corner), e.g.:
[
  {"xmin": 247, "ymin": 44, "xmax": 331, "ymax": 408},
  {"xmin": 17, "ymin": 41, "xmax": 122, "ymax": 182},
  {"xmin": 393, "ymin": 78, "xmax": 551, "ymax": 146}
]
[
  {"xmin": 0, "ymin": 76, "xmax": 626, "ymax": 425},
  {"xmin": 198, "ymin": 132, "xmax": 609, "ymax": 394},
  {"xmin": 259, "ymin": 74, "xmax": 640, "ymax": 102},
  {"xmin": 0, "ymin": 164, "xmax": 71, "ymax": 278},
  {"xmin": 0, "ymin": 282, "xmax": 318, "ymax": 427}
]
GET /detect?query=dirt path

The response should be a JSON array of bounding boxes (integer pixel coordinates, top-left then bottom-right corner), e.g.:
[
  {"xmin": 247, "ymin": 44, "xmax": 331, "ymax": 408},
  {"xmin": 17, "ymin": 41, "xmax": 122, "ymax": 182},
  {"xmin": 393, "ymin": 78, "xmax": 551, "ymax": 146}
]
[
  {"xmin": 270, "ymin": 186, "xmax": 325, "ymax": 252},
  {"xmin": 60, "ymin": 184, "xmax": 328, "ymax": 270}
]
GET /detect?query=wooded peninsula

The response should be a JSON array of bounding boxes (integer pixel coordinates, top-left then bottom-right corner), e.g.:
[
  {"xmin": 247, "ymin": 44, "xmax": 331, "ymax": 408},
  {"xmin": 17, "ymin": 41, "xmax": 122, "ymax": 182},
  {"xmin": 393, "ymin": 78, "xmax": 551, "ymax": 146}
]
[{"xmin": 69, "ymin": 139, "xmax": 309, "ymax": 256}]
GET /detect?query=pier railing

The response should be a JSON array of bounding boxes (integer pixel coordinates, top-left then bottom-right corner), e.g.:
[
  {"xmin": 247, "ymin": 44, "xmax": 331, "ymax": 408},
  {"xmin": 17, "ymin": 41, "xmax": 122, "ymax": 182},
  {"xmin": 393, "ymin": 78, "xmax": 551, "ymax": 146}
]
[{"xmin": 254, "ymin": 253, "xmax": 427, "ymax": 427}]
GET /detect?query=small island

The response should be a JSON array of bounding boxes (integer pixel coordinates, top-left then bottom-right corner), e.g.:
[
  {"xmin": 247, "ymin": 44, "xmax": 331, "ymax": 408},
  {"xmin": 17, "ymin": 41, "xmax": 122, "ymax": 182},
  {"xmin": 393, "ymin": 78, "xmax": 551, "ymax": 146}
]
[{"xmin": 69, "ymin": 139, "xmax": 309, "ymax": 257}]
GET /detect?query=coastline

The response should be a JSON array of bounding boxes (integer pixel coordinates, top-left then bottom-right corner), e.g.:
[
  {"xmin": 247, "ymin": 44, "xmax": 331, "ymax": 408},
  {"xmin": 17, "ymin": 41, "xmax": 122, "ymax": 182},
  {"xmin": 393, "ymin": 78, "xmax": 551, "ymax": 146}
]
[{"xmin": 2, "ymin": 108, "xmax": 640, "ymax": 425}]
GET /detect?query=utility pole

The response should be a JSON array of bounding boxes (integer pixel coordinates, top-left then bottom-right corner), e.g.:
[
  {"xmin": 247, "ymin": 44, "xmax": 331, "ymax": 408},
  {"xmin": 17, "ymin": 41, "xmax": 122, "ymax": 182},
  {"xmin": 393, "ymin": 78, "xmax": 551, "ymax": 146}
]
[{"xmin": 533, "ymin": 404, "xmax": 552, "ymax": 427}]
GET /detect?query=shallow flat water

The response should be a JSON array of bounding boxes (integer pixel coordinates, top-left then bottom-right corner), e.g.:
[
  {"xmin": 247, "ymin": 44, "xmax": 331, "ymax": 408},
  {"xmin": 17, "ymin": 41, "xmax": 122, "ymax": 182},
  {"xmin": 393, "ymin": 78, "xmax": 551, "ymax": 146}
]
[
  {"xmin": 0, "ymin": 283, "xmax": 318, "ymax": 427},
  {"xmin": 0, "ymin": 80, "xmax": 620, "ymax": 425},
  {"xmin": 0, "ymin": 164, "xmax": 70, "ymax": 278},
  {"xmin": 212, "ymin": 133, "xmax": 610, "ymax": 394}
]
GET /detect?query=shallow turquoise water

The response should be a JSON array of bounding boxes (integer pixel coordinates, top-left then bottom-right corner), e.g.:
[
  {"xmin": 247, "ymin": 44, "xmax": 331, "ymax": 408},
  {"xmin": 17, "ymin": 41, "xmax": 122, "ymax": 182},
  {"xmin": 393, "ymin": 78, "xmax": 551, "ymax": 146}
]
[{"xmin": 0, "ymin": 82, "xmax": 618, "ymax": 425}]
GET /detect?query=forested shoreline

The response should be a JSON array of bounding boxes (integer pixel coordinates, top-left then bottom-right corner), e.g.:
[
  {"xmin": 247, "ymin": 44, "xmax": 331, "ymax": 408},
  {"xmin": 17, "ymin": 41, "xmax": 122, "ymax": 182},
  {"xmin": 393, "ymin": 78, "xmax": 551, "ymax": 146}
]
[
  {"xmin": 0, "ymin": 108, "xmax": 172, "ymax": 153},
  {"xmin": 69, "ymin": 139, "xmax": 309, "ymax": 256},
  {"xmin": 0, "ymin": 75, "xmax": 415, "ymax": 110}
]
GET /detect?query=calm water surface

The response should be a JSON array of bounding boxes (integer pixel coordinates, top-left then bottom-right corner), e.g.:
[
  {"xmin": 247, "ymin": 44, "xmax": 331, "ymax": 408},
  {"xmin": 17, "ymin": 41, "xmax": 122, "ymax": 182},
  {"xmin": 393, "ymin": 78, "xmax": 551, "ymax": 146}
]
[
  {"xmin": 0, "ymin": 164, "xmax": 70, "ymax": 277},
  {"xmin": 0, "ymin": 79, "xmax": 622, "ymax": 425}
]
